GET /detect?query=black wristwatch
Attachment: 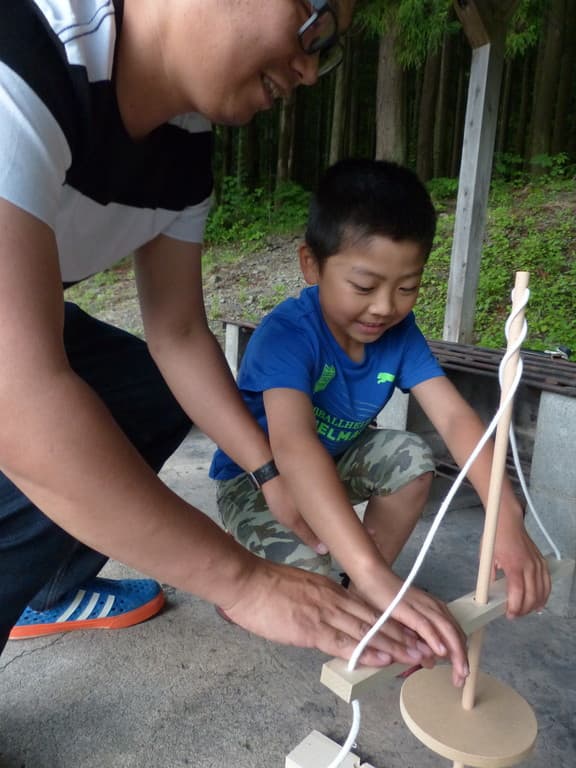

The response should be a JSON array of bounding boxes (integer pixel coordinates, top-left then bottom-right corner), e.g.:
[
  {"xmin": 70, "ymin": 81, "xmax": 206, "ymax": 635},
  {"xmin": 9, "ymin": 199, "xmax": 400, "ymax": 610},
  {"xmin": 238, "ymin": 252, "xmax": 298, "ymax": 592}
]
[{"xmin": 247, "ymin": 459, "xmax": 279, "ymax": 490}]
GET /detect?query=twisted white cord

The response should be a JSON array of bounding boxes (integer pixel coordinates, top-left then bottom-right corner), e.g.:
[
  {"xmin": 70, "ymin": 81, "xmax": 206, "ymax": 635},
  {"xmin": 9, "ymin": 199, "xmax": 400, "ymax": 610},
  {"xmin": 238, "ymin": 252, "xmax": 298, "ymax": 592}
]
[{"xmin": 324, "ymin": 286, "xmax": 561, "ymax": 768}]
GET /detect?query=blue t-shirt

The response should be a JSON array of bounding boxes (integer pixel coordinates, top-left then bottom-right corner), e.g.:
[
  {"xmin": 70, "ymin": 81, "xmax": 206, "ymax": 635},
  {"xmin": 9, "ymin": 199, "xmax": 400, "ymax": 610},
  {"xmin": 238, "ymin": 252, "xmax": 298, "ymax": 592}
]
[{"xmin": 210, "ymin": 286, "xmax": 444, "ymax": 480}]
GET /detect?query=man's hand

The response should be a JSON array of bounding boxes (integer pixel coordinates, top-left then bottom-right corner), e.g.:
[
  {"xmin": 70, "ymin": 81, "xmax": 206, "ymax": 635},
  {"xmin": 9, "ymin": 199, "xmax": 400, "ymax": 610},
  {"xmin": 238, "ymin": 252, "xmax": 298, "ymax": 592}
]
[
  {"xmin": 494, "ymin": 516, "xmax": 551, "ymax": 617},
  {"xmin": 262, "ymin": 475, "xmax": 328, "ymax": 555},
  {"xmin": 221, "ymin": 560, "xmax": 439, "ymax": 669},
  {"xmin": 353, "ymin": 571, "xmax": 469, "ymax": 687}
]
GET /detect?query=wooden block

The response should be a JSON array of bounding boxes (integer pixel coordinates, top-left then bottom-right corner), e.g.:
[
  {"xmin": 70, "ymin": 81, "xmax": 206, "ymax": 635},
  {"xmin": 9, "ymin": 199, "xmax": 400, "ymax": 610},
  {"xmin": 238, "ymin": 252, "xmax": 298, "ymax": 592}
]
[
  {"xmin": 285, "ymin": 730, "xmax": 362, "ymax": 768},
  {"xmin": 321, "ymin": 556, "xmax": 573, "ymax": 703}
]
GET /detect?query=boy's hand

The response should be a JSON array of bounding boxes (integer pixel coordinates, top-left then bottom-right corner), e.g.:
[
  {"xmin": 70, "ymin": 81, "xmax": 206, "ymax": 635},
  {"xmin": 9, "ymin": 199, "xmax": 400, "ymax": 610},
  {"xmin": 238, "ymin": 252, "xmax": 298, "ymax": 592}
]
[
  {"xmin": 262, "ymin": 475, "xmax": 329, "ymax": 555},
  {"xmin": 354, "ymin": 572, "xmax": 469, "ymax": 687},
  {"xmin": 493, "ymin": 516, "xmax": 551, "ymax": 617},
  {"xmin": 221, "ymin": 560, "xmax": 442, "ymax": 669}
]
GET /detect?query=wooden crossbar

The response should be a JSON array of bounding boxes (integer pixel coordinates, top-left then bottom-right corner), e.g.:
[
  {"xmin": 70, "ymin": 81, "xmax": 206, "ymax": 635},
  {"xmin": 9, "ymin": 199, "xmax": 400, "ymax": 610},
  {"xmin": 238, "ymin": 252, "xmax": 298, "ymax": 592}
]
[{"xmin": 320, "ymin": 556, "xmax": 574, "ymax": 703}]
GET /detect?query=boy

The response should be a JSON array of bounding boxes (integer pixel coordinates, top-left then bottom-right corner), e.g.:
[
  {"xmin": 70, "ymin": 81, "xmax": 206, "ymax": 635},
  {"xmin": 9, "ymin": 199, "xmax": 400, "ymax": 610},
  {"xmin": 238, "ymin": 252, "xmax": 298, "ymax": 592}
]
[{"xmin": 211, "ymin": 159, "xmax": 550, "ymax": 665}]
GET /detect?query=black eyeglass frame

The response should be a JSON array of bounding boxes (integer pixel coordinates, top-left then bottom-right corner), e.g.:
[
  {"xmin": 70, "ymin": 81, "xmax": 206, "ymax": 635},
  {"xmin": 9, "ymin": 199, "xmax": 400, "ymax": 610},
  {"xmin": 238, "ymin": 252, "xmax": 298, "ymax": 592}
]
[{"xmin": 297, "ymin": 0, "xmax": 343, "ymax": 76}]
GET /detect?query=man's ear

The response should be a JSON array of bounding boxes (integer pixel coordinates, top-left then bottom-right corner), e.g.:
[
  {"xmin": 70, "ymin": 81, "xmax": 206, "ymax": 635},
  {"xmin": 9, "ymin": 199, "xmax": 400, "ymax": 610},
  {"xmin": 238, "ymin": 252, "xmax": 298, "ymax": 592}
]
[{"xmin": 299, "ymin": 243, "xmax": 320, "ymax": 285}]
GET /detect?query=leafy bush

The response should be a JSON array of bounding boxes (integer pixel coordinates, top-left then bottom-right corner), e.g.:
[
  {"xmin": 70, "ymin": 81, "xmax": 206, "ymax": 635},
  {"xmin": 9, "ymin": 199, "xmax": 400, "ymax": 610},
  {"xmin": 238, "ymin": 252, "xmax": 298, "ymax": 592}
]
[
  {"xmin": 205, "ymin": 177, "xmax": 269, "ymax": 249},
  {"xmin": 427, "ymin": 177, "xmax": 459, "ymax": 203},
  {"xmin": 273, "ymin": 181, "xmax": 311, "ymax": 232},
  {"xmin": 529, "ymin": 152, "xmax": 574, "ymax": 178},
  {"xmin": 205, "ymin": 178, "xmax": 310, "ymax": 253}
]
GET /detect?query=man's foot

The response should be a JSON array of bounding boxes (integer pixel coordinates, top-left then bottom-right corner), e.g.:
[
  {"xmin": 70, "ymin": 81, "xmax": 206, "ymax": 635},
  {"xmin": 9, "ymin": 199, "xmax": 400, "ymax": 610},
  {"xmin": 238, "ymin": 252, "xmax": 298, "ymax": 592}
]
[{"xmin": 9, "ymin": 577, "xmax": 165, "ymax": 640}]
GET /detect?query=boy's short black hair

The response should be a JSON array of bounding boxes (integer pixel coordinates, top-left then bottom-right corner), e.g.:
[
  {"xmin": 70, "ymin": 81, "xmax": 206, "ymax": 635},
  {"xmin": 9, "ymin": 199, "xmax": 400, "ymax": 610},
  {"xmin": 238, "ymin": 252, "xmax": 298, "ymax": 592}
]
[{"xmin": 305, "ymin": 158, "xmax": 437, "ymax": 266}]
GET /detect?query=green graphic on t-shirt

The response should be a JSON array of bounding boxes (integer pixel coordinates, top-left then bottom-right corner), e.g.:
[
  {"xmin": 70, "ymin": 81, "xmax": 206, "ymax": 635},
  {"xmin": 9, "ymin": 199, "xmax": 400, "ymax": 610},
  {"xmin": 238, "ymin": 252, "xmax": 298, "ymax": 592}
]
[
  {"xmin": 377, "ymin": 372, "xmax": 395, "ymax": 384},
  {"xmin": 313, "ymin": 407, "xmax": 371, "ymax": 445},
  {"xmin": 313, "ymin": 364, "xmax": 336, "ymax": 393}
]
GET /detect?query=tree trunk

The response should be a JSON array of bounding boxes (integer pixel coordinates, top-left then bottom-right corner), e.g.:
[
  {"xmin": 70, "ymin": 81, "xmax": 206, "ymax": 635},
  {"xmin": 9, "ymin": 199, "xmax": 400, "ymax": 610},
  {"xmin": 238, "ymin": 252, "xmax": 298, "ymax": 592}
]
[
  {"xmin": 528, "ymin": 0, "xmax": 565, "ymax": 169},
  {"xmin": 347, "ymin": 40, "xmax": 359, "ymax": 156},
  {"xmin": 329, "ymin": 38, "xmax": 351, "ymax": 165},
  {"xmin": 416, "ymin": 46, "xmax": 441, "ymax": 180},
  {"xmin": 215, "ymin": 126, "xmax": 234, "ymax": 202},
  {"xmin": 375, "ymin": 22, "xmax": 406, "ymax": 162},
  {"xmin": 450, "ymin": 37, "xmax": 468, "ymax": 178},
  {"xmin": 434, "ymin": 30, "xmax": 454, "ymax": 177},
  {"xmin": 237, "ymin": 120, "xmax": 260, "ymax": 188},
  {"xmin": 496, "ymin": 57, "xmax": 513, "ymax": 155},
  {"xmin": 513, "ymin": 53, "xmax": 532, "ymax": 158},
  {"xmin": 276, "ymin": 94, "xmax": 296, "ymax": 185}
]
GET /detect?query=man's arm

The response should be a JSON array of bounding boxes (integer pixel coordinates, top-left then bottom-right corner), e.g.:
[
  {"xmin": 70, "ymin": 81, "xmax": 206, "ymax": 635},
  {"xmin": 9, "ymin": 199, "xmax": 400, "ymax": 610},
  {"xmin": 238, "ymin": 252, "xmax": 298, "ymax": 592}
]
[
  {"xmin": 264, "ymin": 386, "xmax": 470, "ymax": 685},
  {"xmin": 134, "ymin": 233, "xmax": 322, "ymax": 551},
  {"xmin": 0, "ymin": 198, "xmax": 413, "ymax": 666},
  {"xmin": 0, "ymin": 200, "xmax": 255, "ymax": 604},
  {"xmin": 412, "ymin": 376, "xmax": 551, "ymax": 616}
]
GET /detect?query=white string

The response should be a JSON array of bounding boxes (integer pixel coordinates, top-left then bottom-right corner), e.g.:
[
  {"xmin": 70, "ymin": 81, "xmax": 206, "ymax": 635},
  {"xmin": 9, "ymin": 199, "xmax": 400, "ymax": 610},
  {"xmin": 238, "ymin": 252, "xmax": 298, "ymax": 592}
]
[
  {"xmin": 508, "ymin": 428, "xmax": 561, "ymax": 560},
  {"xmin": 324, "ymin": 286, "xmax": 562, "ymax": 768}
]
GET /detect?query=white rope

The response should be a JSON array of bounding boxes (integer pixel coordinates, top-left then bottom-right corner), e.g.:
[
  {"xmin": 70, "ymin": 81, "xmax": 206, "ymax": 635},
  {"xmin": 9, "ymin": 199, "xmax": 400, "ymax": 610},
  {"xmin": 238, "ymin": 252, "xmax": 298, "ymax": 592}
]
[
  {"xmin": 323, "ymin": 286, "xmax": 562, "ymax": 768},
  {"xmin": 508, "ymin": 427, "xmax": 561, "ymax": 560}
]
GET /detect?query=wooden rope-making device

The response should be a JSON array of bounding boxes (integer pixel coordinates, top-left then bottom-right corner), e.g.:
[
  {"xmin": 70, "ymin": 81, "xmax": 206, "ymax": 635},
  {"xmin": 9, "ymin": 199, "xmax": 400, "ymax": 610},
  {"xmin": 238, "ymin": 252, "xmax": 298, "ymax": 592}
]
[{"xmin": 286, "ymin": 272, "xmax": 574, "ymax": 768}]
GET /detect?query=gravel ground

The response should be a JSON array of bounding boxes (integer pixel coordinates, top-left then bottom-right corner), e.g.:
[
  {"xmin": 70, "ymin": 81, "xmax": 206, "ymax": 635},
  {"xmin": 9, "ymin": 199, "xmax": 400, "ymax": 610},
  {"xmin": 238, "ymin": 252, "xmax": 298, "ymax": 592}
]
[{"xmin": 66, "ymin": 233, "xmax": 306, "ymax": 347}]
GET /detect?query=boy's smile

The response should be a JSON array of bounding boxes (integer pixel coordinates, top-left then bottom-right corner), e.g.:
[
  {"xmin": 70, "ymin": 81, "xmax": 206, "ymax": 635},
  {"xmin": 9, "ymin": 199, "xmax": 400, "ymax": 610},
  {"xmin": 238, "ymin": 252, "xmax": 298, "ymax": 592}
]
[{"xmin": 300, "ymin": 236, "xmax": 426, "ymax": 361}]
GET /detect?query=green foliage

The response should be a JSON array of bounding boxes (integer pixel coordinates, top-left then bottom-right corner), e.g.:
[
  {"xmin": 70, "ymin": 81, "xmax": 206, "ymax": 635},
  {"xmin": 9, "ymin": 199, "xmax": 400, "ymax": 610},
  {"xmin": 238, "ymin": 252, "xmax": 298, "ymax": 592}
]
[
  {"xmin": 492, "ymin": 153, "xmax": 527, "ymax": 184},
  {"xmin": 205, "ymin": 177, "xmax": 268, "ymax": 250},
  {"xmin": 528, "ymin": 152, "xmax": 574, "ymax": 178},
  {"xmin": 356, "ymin": 0, "xmax": 452, "ymax": 66},
  {"xmin": 427, "ymin": 176, "xmax": 459, "ymax": 203},
  {"xmin": 415, "ymin": 176, "xmax": 576, "ymax": 353},
  {"xmin": 506, "ymin": 0, "xmax": 545, "ymax": 58},
  {"xmin": 273, "ymin": 181, "xmax": 312, "ymax": 232},
  {"xmin": 205, "ymin": 177, "xmax": 310, "ymax": 254}
]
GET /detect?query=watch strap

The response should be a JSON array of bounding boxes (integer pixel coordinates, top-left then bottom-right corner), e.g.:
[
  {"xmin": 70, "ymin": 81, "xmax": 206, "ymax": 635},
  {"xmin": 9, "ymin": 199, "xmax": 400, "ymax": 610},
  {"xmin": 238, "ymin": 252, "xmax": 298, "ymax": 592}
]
[{"xmin": 247, "ymin": 459, "xmax": 279, "ymax": 490}]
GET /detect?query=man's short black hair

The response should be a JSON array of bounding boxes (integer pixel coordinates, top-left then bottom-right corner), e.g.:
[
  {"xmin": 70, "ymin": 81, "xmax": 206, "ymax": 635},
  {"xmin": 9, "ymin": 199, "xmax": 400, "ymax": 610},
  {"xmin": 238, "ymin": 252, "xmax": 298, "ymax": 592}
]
[{"xmin": 305, "ymin": 158, "xmax": 437, "ymax": 267}]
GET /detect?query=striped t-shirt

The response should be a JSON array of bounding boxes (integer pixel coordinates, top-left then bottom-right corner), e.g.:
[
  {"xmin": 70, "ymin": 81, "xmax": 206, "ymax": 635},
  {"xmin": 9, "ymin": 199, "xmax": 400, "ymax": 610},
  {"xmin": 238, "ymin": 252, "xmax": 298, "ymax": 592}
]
[{"xmin": 0, "ymin": 0, "xmax": 213, "ymax": 282}]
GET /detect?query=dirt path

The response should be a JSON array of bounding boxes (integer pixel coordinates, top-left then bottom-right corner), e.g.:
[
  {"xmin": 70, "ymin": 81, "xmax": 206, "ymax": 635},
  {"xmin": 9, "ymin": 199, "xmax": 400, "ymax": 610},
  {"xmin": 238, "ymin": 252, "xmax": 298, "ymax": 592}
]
[{"xmin": 66, "ymin": 233, "xmax": 307, "ymax": 346}]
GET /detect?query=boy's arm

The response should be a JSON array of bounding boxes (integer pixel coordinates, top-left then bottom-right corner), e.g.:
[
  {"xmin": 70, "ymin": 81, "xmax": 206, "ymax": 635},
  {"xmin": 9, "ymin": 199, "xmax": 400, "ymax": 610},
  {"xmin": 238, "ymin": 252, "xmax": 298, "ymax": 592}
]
[
  {"xmin": 264, "ymin": 386, "xmax": 470, "ymax": 685},
  {"xmin": 412, "ymin": 376, "xmax": 551, "ymax": 616}
]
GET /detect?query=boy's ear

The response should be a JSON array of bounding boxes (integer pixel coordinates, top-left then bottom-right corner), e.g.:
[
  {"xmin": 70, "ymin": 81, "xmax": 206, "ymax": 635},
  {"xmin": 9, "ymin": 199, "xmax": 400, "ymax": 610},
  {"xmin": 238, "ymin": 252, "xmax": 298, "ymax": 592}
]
[{"xmin": 299, "ymin": 244, "xmax": 320, "ymax": 285}]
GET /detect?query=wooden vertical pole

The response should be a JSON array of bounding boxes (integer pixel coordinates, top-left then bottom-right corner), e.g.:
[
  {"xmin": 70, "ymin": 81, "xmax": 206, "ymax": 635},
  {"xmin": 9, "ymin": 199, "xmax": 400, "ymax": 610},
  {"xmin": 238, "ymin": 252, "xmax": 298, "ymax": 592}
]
[{"xmin": 461, "ymin": 271, "xmax": 530, "ymax": 711}]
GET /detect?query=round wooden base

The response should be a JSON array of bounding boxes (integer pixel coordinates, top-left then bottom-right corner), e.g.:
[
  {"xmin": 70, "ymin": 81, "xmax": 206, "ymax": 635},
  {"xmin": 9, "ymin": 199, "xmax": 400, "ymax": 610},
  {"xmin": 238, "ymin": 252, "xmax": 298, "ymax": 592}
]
[{"xmin": 400, "ymin": 667, "xmax": 537, "ymax": 768}]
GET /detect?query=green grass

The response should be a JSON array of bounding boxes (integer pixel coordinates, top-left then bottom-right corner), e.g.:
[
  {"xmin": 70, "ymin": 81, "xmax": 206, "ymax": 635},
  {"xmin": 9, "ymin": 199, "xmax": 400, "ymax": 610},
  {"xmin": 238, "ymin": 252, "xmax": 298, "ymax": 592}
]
[{"xmin": 419, "ymin": 177, "xmax": 576, "ymax": 351}]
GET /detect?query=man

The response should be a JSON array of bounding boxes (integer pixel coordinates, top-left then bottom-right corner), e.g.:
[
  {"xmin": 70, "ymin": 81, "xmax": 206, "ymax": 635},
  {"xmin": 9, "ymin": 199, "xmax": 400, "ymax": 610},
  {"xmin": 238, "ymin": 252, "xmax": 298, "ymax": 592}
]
[{"xmin": 0, "ymin": 0, "xmax": 468, "ymax": 681}]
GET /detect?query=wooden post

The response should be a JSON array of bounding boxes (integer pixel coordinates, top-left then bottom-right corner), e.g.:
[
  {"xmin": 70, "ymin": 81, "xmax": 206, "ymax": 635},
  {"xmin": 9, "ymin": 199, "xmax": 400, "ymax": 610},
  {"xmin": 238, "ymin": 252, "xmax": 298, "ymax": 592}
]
[
  {"xmin": 461, "ymin": 271, "xmax": 529, "ymax": 710},
  {"xmin": 443, "ymin": 1, "xmax": 520, "ymax": 343}
]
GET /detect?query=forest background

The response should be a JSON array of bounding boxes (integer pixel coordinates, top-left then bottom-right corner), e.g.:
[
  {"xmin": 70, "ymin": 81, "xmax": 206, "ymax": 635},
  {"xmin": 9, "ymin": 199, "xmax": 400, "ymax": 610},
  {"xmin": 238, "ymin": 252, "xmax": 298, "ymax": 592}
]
[{"xmin": 70, "ymin": 0, "xmax": 576, "ymax": 353}]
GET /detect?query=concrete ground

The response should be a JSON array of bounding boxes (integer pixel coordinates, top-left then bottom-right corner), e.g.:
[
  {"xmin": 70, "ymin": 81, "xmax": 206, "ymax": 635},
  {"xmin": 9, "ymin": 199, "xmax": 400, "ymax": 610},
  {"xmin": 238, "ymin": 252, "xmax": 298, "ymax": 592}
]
[{"xmin": 1, "ymin": 428, "xmax": 574, "ymax": 768}]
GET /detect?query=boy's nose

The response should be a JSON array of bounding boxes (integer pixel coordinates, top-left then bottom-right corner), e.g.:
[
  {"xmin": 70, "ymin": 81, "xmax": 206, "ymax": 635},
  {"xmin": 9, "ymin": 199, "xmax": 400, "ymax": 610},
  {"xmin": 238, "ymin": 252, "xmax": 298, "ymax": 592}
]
[{"xmin": 370, "ymin": 292, "xmax": 395, "ymax": 317}]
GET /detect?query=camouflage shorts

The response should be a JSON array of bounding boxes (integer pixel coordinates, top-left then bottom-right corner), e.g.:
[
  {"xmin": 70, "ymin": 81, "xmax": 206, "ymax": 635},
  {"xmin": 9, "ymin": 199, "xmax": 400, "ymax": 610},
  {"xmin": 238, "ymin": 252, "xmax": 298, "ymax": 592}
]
[{"xmin": 215, "ymin": 427, "xmax": 435, "ymax": 576}]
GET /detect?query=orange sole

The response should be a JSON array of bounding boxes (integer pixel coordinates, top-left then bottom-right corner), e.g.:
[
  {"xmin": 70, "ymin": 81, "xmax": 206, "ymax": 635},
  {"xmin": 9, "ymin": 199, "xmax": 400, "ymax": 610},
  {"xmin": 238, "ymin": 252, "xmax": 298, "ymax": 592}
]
[{"xmin": 9, "ymin": 591, "xmax": 165, "ymax": 640}]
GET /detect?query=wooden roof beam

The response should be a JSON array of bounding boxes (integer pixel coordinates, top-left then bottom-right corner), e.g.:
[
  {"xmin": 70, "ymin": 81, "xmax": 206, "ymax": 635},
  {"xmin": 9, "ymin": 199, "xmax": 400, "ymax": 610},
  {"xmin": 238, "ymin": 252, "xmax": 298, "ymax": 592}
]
[{"xmin": 454, "ymin": 0, "xmax": 521, "ymax": 48}]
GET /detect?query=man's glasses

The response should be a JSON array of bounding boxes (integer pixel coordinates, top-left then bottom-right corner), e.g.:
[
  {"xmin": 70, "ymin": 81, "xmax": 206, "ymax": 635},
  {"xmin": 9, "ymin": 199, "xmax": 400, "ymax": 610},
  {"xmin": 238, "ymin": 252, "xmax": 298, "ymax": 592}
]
[{"xmin": 298, "ymin": 0, "xmax": 344, "ymax": 77}]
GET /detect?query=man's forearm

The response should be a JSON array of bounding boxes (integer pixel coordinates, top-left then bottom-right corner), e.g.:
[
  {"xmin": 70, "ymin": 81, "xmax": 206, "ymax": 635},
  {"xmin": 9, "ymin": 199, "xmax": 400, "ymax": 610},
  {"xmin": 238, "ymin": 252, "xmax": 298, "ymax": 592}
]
[
  {"xmin": 149, "ymin": 328, "xmax": 274, "ymax": 472},
  {"xmin": 0, "ymin": 368, "xmax": 254, "ymax": 606}
]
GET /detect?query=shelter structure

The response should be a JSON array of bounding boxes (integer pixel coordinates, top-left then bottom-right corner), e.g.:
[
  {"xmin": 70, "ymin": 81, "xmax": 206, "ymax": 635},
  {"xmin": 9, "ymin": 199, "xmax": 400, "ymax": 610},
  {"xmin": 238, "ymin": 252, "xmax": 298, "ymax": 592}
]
[{"xmin": 444, "ymin": 0, "xmax": 521, "ymax": 343}]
